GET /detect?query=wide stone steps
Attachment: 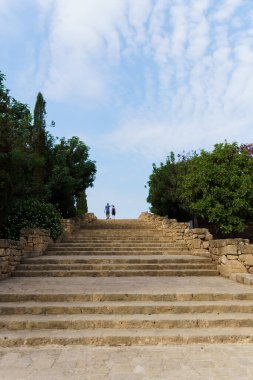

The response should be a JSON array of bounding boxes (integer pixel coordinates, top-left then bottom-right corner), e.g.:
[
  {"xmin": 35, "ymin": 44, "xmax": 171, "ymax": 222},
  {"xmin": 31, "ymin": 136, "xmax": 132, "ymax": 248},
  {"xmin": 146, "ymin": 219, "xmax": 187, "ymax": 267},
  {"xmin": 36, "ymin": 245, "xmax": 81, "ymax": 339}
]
[
  {"xmin": 0, "ymin": 313, "xmax": 252, "ymax": 330},
  {"xmin": 7, "ymin": 218, "xmax": 253, "ymax": 346},
  {"xmin": 66, "ymin": 238, "xmax": 185, "ymax": 242},
  {"xmin": 1, "ymin": 300, "xmax": 253, "ymax": 314},
  {"xmin": 1, "ymin": 286, "xmax": 253, "ymax": 346},
  {"xmin": 13, "ymin": 269, "xmax": 219, "ymax": 277},
  {"xmin": 16, "ymin": 263, "xmax": 215, "ymax": 271},
  {"xmin": 45, "ymin": 250, "xmax": 193, "ymax": 256},
  {"xmin": 47, "ymin": 246, "xmax": 187, "ymax": 252},
  {"xmin": 20, "ymin": 255, "xmax": 212, "ymax": 264},
  {"xmin": 1, "ymin": 292, "xmax": 252, "ymax": 302},
  {"xmin": 48, "ymin": 240, "xmax": 186, "ymax": 250},
  {"xmin": 0, "ymin": 327, "xmax": 253, "ymax": 346},
  {"xmin": 14, "ymin": 218, "xmax": 214, "ymax": 276}
]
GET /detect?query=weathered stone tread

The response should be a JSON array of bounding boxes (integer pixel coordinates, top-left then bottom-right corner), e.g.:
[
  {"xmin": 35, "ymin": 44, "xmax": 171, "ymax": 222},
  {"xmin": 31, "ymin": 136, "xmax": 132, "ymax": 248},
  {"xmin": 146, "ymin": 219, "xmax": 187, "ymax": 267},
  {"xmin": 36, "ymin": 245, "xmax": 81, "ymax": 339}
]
[
  {"xmin": 1, "ymin": 300, "xmax": 253, "ymax": 315},
  {"xmin": 0, "ymin": 327, "xmax": 252, "ymax": 346},
  {"xmin": 13, "ymin": 269, "xmax": 219, "ymax": 277},
  {"xmin": 0, "ymin": 312, "xmax": 252, "ymax": 330}
]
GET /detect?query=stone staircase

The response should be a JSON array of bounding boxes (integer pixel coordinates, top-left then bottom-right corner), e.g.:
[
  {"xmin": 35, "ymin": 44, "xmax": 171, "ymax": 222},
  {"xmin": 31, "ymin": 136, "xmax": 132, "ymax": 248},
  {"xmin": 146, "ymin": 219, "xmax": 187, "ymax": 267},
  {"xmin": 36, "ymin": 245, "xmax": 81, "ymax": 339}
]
[
  {"xmin": 0, "ymin": 219, "xmax": 252, "ymax": 346},
  {"xmin": 14, "ymin": 219, "xmax": 218, "ymax": 277}
]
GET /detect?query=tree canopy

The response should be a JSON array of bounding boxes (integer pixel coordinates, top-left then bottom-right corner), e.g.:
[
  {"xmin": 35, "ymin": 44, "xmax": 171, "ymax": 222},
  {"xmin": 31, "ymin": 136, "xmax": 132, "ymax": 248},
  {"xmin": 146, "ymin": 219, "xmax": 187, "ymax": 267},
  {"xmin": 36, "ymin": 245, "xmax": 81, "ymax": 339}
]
[
  {"xmin": 0, "ymin": 71, "xmax": 96, "ymax": 237},
  {"xmin": 147, "ymin": 142, "xmax": 253, "ymax": 233}
]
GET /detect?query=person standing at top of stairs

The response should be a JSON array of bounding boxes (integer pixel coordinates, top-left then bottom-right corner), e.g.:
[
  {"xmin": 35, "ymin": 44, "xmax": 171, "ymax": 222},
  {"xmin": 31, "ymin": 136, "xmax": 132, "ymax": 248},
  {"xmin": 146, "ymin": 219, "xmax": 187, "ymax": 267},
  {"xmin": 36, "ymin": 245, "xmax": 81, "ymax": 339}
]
[
  {"xmin": 104, "ymin": 203, "xmax": 111, "ymax": 219},
  {"xmin": 111, "ymin": 205, "xmax": 116, "ymax": 219}
]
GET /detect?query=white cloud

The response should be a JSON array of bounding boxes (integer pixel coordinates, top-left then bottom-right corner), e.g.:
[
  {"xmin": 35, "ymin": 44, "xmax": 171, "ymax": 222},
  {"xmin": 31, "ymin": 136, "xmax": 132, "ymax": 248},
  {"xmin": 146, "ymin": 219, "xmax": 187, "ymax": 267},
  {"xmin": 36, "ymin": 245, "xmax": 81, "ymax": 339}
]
[
  {"xmin": 3, "ymin": 0, "xmax": 252, "ymax": 157},
  {"xmin": 103, "ymin": 0, "xmax": 253, "ymax": 157},
  {"xmin": 214, "ymin": 0, "xmax": 244, "ymax": 22}
]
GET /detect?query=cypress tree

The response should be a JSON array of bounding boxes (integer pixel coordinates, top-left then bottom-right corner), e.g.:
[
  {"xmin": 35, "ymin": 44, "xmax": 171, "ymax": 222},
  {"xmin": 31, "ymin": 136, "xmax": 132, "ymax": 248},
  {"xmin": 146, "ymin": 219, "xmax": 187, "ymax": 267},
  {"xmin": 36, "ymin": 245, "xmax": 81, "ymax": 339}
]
[{"xmin": 31, "ymin": 92, "xmax": 48, "ymax": 199}]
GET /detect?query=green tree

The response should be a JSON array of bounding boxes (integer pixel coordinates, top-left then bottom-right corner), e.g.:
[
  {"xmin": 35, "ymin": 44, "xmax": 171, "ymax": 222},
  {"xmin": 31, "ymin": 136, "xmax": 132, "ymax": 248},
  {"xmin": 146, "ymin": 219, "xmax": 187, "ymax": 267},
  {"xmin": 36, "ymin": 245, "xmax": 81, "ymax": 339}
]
[
  {"xmin": 147, "ymin": 142, "xmax": 253, "ymax": 233},
  {"xmin": 180, "ymin": 143, "xmax": 253, "ymax": 233},
  {"xmin": 0, "ymin": 71, "xmax": 97, "ymax": 237},
  {"xmin": 0, "ymin": 72, "xmax": 33, "ymax": 228},
  {"xmin": 147, "ymin": 152, "xmax": 191, "ymax": 220},
  {"xmin": 76, "ymin": 191, "xmax": 88, "ymax": 215},
  {"xmin": 49, "ymin": 137, "xmax": 96, "ymax": 217},
  {"xmin": 31, "ymin": 92, "xmax": 54, "ymax": 199}
]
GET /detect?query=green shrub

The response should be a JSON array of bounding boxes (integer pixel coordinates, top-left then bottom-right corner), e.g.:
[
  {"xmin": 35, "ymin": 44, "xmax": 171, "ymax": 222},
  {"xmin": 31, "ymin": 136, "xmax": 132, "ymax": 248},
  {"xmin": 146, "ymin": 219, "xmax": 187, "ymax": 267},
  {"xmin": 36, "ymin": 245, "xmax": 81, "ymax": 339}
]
[{"xmin": 3, "ymin": 199, "xmax": 63, "ymax": 240}]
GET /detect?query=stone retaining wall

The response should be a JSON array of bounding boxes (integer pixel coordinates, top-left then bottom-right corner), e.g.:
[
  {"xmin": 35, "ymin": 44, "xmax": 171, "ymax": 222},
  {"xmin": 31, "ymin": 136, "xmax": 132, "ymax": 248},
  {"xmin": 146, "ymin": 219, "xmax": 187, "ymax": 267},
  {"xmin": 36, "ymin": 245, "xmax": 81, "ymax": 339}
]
[
  {"xmin": 139, "ymin": 212, "xmax": 188, "ymax": 242},
  {"xmin": 62, "ymin": 213, "xmax": 97, "ymax": 239},
  {"xmin": 83, "ymin": 213, "xmax": 97, "ymax": 223},
  {"xmin": 20, "ymin": 229, "xmax": 52, "ymax": 258},
  {"xmin": 184, "ymin": 228, "xmax": 213, "ymax": 257},
  {"xmin": 209, "ymin": 239, "xmax": 253, "ymax": 277},
  {"xmin": 62, "ymin": 218, "xmax": 81, "ymax": 236},
  {"xmin": 0, "ymin": 240, "xmax": 23, "ymax": 279},
  {"xmin": 0, "ymin": 212, "xmax": 97, "ymax": 279},
  {"xmin": 139, "ymin": 212, "xmax": 253, "ymax": 282}
]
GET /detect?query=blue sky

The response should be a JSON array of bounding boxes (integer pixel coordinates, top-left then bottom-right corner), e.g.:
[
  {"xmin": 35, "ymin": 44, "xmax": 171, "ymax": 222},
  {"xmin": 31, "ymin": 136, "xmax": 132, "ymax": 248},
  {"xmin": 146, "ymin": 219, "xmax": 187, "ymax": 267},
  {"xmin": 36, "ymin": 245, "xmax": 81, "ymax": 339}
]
[{"xmin": 1, "ymin": 0, "xmax": 253, "ymax": 218}]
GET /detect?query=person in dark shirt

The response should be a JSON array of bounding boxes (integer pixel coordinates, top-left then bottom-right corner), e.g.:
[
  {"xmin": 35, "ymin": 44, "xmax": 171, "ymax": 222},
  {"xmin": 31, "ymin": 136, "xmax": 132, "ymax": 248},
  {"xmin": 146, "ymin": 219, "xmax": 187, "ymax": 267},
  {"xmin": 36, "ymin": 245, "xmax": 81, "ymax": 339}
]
[{"xmin": 111, "ymin": 205, "xmax": 116, "ymax": 219}]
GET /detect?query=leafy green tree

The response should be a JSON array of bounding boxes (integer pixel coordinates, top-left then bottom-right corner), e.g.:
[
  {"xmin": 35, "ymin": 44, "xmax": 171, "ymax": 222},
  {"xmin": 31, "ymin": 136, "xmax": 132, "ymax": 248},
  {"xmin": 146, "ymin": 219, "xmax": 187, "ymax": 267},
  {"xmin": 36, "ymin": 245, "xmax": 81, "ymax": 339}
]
[
  {"xmin": 147, "ymin": 152, "xmax": 191, "ymax": 220},
  {"xmin": 49, "ymin": 137, "xmax": 96, "ymax": 217},
  {"xmin": 180, "ymin": 143, "xmax": 253, "ymax": 233},
  {"xmin": 147, "ymin": 142, "xmax": 253, "ymax": 233},
  {"xmin": 0, "ymin": 72, "xmax": 33, "ymax": 228}
]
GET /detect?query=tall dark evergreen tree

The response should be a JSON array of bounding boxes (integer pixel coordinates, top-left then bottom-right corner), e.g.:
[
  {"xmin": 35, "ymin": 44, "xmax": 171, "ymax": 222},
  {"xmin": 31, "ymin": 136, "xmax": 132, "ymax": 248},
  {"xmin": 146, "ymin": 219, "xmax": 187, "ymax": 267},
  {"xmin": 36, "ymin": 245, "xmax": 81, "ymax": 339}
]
[
  {"xmin": 76, "ymin": 191, "xmax": 88, "ymax": 215},
  {"xmin": 31, "ymin": 92, "xmax": 53, "ymax": 199}
]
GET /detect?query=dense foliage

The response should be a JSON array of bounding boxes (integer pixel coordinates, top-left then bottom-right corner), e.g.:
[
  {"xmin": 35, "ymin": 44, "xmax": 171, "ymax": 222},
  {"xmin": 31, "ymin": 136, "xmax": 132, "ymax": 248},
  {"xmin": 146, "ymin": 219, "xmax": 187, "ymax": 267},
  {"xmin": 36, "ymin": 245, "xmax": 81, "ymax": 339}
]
[
  {"xmin": 50, "ymin": 137, "xmax": 95, "ymax": 217},
  {"xmin": 147, "ymin": 153, "xmax": 191, "ymax": 221},
  {"xmin": 147, "ymin": 143, "xmax": 253, "ymax": 234},
  {"xmin": 0, "ymin": 71, "xmax": 96, "ymax": 239},
  {"xmin": 4, "ymin": 199, "xmax": 63, "ymax": 240}
]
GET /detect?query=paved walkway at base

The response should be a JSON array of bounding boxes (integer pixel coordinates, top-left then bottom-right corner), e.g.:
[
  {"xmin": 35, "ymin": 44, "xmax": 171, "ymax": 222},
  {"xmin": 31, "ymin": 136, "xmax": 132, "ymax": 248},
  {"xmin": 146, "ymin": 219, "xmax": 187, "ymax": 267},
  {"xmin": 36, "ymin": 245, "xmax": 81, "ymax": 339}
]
[
  {"xmin": 0, "ymin": 344, "xmax": 253, "ymax": 379},
  {"xmin": 0, "ymin": 276, "xmax": 252, "ymax": 295}
]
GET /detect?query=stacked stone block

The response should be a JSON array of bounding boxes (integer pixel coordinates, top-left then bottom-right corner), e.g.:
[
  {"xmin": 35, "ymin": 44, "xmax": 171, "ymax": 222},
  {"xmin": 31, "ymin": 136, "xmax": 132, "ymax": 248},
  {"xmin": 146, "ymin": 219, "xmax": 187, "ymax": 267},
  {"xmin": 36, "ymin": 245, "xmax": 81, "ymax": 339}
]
[
  {"xmin": 62, "ymin": 219, "xmax": 80, "ymax": 236},
  {"xmin": 20, "ymin": 229, "xmax": 52, "ymax": 258},
  {"xmin": 83, "ymin": 213, "xmax": 97, "ymax": 223},
  {"xmin": 209, "ymin": 239, "xmax": 253, "ymax": 278},
  {"xmin": 0, "ymin": 240, "xmax": 22, "ymax": 279},
  {"xmin": 62, "ymin": 214, "xmax": 97, "ymax": 240},
  {"xmin": 184, "ymin": 228, "xmax": 213, "ymax": 256},
  {"xmin": 139, "ymin": 212, "xmax": 188, "ymax": 242}
]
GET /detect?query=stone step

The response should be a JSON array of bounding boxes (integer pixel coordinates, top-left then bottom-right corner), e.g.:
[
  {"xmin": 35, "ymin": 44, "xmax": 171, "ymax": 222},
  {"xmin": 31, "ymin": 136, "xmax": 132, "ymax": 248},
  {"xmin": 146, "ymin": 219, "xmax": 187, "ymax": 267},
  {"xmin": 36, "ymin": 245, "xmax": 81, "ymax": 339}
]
[
  {"xmin": 45, "ymin": 250, "xmax": 193, "ymax": 256},
  {"xmin": 81, "ymin": 223, "xmax": 152, "ymax": 228},
  {"xmin": 65, "ymin": 238, "xmax": 187, "ymax": 248},
  {"xmin": 67, "ymin": 235, "xmax": 186, "ymax": 240},
  {"xmin": 16, "ymin": 263, "xmax": 216, "ymax": 271},
  {"xmin": 72, "ymin": 234, "xmax": 168, "ymax": 238},
  {"xmin": 47, "ymin": 247, "xmax": 188, "ymax": 252},
  {"xmin": 2, "ymin": 300, "xmax": 252, "ymax": 315},
  {"xmin": 0, "ymin": 313, "xmax": 252, "ymax": 330},
  {"xmin": 49, "ymin": 243, "xmax": 186, "ymax": 248},
  {"xmin": 65, "ymin": 241, "xmax": 187, "ymax": 246},
  {"xmin": 0, "ymin": 327, "xmax": 252, "ymax": 346},
  {"xmin": 80, "ymin": 229, "xmax": 158, "ymax": 232},
  {"xmin": 21, "ymin": 255, "xmax": 212, "ymax": 265},
  {"xmin": 12, "ymin": 269, "xmax": 219, "ymax": 277},
  {"xmin": 2, "ymin": 292, "xmax": 253, "ymax": 302}
]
